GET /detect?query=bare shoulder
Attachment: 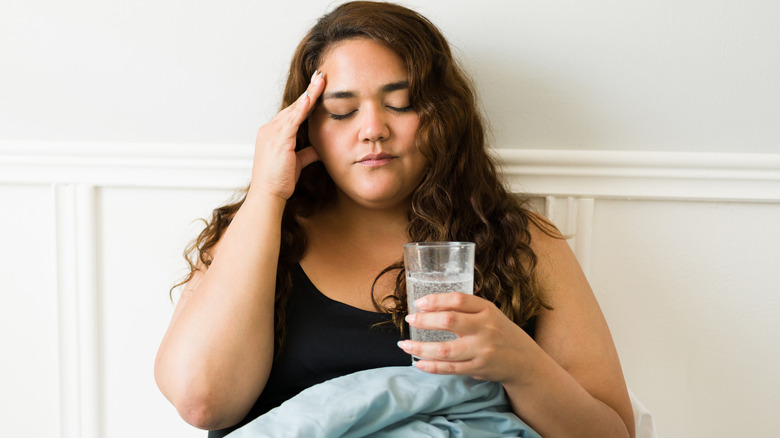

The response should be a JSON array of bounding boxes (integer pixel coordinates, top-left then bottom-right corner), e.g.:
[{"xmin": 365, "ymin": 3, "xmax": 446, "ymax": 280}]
[
  {"xmin": 524, "ymin": 211, "xmax": 583, "ymax": 295},
  {"xmin": 524, "ymin": 211, "xmax": 603, "ymax": 356}
]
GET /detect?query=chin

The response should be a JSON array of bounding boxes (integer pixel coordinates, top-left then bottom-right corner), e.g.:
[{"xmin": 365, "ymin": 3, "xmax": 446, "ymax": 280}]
[{"xmin": 346, "ymin": 190, "xmax": 411, "ymax": 210}]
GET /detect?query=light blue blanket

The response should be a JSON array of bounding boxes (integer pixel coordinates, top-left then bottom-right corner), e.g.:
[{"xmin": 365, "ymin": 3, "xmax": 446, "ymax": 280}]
[{"xmin": 227, "ymin": 366, "xmax": 540, "ymax": 438}]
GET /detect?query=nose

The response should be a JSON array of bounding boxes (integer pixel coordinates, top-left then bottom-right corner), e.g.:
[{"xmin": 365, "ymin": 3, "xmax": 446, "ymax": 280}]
[{"xmin": 358, "ymin": 103, "xmax": 390, "ymax": 143}]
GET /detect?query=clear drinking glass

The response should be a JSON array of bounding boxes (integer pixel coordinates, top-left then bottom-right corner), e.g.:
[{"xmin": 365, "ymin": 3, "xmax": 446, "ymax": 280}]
[{"xmin": 403, "ymin": 242, "xmax": 475, "ymax": 362}]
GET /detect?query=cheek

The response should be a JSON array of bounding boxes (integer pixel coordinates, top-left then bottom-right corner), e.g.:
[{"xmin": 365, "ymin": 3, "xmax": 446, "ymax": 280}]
[
  {"xmin": 307, "ymin": 118, "xmax": 344, "ymax": 164},
  {"xmin": 404, "ymin": 115, "xmax": 421, "ymax": 137},
  {"xmin": 404, "ymin": 122, "xmax": 421, "ymax": 148},
  {"xmin": 308, "ymin": 109, "xmax": 348, "ymax": 144}
]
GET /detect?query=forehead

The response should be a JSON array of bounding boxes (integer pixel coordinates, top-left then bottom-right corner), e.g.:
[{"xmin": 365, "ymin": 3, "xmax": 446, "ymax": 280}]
[{"xmin": 318, "ymin": 38, "xmax": 408, "ymax": 89}]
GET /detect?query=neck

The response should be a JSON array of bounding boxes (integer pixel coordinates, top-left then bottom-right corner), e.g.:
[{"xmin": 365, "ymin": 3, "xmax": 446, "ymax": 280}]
[
  {"xmin": 333, "ymin": 192, "xmax": 411, "ymax": 240},
  {"xmin": 302, "ymin": 191, "xmax": 412, "ymax": 258}
]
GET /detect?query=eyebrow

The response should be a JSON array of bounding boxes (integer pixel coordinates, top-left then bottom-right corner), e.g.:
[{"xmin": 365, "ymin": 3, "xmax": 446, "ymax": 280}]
[{"xmin": 321, "ymin": 80, "xmax": 410, "ymax": 100}]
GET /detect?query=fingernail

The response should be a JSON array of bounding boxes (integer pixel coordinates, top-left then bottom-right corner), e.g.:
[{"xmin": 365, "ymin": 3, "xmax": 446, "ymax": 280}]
[
  {"xmin": 414, "ymin": 297, "xmax": 428, "ymax": 309},
  {"xmin": 312, "ymin": 70, "xmax": 318, "ymax": 81},
  {"xmin": 318, "ymin": 71, "xmax": 323, "ymax": 77},
  {"xmin": 303, "ymin": 90, "xmax": 309, "ymax": 97},
  {"xmin": 397, "ymin": 340, "xmax": 408, "ymax": 350},
  {"xmin": 405, "ymin": 314, "xmax": 416, "ymax": 323}
]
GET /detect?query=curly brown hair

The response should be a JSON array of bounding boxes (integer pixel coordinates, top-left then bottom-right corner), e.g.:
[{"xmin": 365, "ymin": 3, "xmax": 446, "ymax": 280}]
[{"xmin": 175, "ymin": 1, "xmax": 554, "ymax": 355}]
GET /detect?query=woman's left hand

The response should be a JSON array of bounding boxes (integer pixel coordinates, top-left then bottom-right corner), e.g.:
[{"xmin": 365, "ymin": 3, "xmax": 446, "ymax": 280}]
[{"xmin": 397, "ymin": 292, "xmax": 535, "ymax": 384}]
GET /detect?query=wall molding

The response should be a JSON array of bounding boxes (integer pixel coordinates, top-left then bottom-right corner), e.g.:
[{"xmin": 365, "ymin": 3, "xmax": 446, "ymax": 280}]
[
  {"xmin": 496, "ymin": 149, "xmax": 780, "ymax": 202},
  {"xmin": 2, "ymin": 141, "xmax": 779, "ymax": 201},
  {"xmin": 0, "ymin": 141, "xmax": 252, "ymax": 190}
]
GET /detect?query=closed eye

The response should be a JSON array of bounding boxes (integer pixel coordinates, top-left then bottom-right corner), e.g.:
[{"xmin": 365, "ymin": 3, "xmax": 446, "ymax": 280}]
[
  {"xmin": 329, "ymin": 105, "xmax": 413, "ymax": 120},
  {"xmin": 388, "ymin": 105, "xmax": 414, "ymax": 113},
  {"xmin": 329, "ymin": 110, "xmax": 357, "ymax": 120}
]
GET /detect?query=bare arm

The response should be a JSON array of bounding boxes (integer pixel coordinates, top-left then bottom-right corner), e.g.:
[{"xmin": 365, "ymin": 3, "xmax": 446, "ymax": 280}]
[
  {"xmin": 502, "ymin": 225, "xmax": 635, "ymax": 437},
  {"xmin": 153, "ymin": 194, "xmax": 284, "ymax": 429},
  {"xmin": 154, "ymin": 72, "xmax": 325, "ymax": 430}
]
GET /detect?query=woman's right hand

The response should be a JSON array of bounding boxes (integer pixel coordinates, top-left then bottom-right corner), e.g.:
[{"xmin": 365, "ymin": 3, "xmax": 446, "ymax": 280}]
[{"xmin": 250, "ymin": 71, "xmax": 325, "ymax": 201}]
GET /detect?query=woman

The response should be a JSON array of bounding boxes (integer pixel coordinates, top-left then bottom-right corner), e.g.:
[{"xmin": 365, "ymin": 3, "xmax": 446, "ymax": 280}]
[{"xmin": 154, "ymin": 2, "xmax": 636, "ymax": 437}]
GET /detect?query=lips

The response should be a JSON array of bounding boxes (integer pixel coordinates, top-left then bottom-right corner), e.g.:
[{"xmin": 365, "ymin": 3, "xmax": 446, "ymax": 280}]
[{"xmin": 356, "ymin": 152, "xmax": 396, "ymax": 167}]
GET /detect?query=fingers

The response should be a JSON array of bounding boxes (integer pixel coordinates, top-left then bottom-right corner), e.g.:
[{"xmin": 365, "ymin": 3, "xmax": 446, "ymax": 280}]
[
  {"xmin": 250, "ymin": 70, "xmax": 327, "ymax": 200},
  {"xmin": 270, "ymin": 70, "xmax": 325, "ymax": 135},
  {"xmin": 398, "ymin": 338, "xmax": 471, "ymax": 363},
  {"xmin": 413, "ymin": 291, "xmax": 484, "ymax": 313},
  {"xmin": 404, "ymin": 293, "xmax": 487, "ymax": 338},
  {"xmin": 290, "ymin": 70, "xmax": 326, "ymax": 124},
  {"xmin": 296, "ymin": 145, "xmax": 320, "ymax": 170},
  {"xmin": 400, "ymin": 293, "xmax": 498, "ymax": 376},
  {"xmin": 413, "ymin": 359, "xmax": 476, "ymax": 376},
  {"xmin": 401, "ymin": 306, "xmax": 475, "ymax": 364},
  {"xmin": 405, "ymin": 309, "xmax": 468, "ymax": 334},
  {"xmin": 400, "ymin": 294, "xmax": 528, "ymax": 381}
]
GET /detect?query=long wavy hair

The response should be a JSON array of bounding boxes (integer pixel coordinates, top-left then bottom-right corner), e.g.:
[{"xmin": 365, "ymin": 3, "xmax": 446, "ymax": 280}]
[{"xmin": 176, "ymin": 1, "xmax": 554, "ymax": 355}]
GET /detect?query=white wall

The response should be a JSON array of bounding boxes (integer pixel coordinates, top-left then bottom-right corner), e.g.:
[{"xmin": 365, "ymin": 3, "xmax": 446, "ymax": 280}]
[
  {"xmin": 2, "ymin": 0, "xmax": 779, "ymax": 152},
  {"xmin": 2, "ymin": 1, "xmax": 780, "ymax": 437}
]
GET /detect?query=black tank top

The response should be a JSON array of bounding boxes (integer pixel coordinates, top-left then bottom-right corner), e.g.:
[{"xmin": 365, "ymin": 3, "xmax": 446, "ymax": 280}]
[
  {"xmin": 207, "ymin": 264, "xmax": 410, "ymax": 437},
  {"xmin": 208, "ymin": 264, "xmax": 536, "ymax": 437}
]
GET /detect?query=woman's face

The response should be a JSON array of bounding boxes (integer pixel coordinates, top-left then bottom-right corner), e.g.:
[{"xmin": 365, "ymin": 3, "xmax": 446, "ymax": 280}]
[{"xmin": 308, "ymin": 38, "xmax": 427, "ymax": 211}]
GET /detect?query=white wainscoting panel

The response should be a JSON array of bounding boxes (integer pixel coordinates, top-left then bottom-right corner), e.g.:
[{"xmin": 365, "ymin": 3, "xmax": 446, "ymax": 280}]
[
  {"xmin": 589, "ymin": 199, "xmax": 780, "ymax": 437},
  {"xmin": 543, "ymin": 196, "xmax": 595, "ymax": 277},
  {"xmin": 96, "ymin": 187, "xmax": 234, "ymax": 438},
  {"xmin": 2, "ymin": 141, "xmax": 780, "ymax": 438},
  {"xmin": 1, "ymin": 184, "xmax": 60, "ymax": 437}
]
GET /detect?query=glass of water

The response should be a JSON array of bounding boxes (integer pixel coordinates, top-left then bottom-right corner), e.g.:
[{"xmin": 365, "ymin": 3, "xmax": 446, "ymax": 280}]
[{"xmin": 403, "ymin": 242, "xmax": 475, "ymax": 362}]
